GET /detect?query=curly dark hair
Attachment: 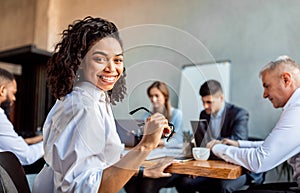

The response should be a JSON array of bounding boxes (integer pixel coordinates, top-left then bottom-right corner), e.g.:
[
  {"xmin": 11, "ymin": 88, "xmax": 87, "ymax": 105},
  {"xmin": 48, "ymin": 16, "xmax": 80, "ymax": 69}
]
[{"xmin": 47, "ymin": 16, "xmax": 126, "ymax": 104}]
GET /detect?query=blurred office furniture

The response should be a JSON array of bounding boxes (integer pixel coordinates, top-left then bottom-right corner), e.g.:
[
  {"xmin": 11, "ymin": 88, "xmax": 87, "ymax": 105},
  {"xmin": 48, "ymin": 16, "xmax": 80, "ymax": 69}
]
[
  {"xmin": 0, "ymin": 151, "xmax": 31, "ymax": 193},
  {"xmin": 23, "ymin": 158, "xmax": 45, "ymax": 175},
  {"xmin": 0, "ymin": 45, "xmax": 53, "ymax": 137}
]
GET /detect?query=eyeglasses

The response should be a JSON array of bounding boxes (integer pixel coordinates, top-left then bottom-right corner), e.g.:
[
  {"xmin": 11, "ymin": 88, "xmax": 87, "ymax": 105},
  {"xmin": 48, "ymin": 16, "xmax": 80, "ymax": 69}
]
[{"xmin": 129, "ymin": 107, "xmax": 175, "ymax": 142}]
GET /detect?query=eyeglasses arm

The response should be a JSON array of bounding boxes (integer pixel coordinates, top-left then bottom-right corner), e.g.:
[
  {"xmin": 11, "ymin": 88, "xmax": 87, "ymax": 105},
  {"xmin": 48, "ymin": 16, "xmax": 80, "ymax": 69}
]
[{"xmin": 129, "ymin": 107, "xmax": 153, "ymax": 115}]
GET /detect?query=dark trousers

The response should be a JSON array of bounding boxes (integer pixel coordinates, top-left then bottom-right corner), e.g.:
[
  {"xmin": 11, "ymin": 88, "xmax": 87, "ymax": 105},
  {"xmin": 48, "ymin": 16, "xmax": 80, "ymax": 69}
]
[
  {"xmin": 234, "ymin": 182, "xmax": 300, "ymax": 193},
  {"xmin": 175, "ymin": 174, "xmax": 248, "ymax": 193},
  {"xmin": 124, "ymin": 174, "xmax": 181, "ymax": 193}
]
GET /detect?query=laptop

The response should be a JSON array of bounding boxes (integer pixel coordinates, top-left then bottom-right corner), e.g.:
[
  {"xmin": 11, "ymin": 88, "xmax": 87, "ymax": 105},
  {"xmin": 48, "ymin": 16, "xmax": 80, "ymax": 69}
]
[
  {"xmin": 190, "ymin": 119, "xmax": 213, "ymax": 147},
  {"xmin": 115, "ymin": 119, "xmax": 144, "ymax": 147},
  {"xmin": 190, "ymin": 119, "xmax": 221, "ymax": 160}
]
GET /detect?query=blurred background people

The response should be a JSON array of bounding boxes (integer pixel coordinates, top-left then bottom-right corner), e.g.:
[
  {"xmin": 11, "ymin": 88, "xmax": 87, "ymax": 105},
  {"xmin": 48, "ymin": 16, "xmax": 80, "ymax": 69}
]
[
  {"xmin": 198, "ymin": 79, "xmax": 248, "ymax": 140},
  {"xmin": 210, "ymin": 56, "xmax": 300, "ymax": 193},
  {"xmin": 124, "ymin": 81, "xmax": 183, "ymax": 193},
  {"xmin": 176, "ymin": 79, "xmax": 263, "ymax": 193},
  {"xmin": 145, "ymin": 81, "xmax": 183, "ymax": 148},
  {"xmin": 0, "ymin": 68, "xmax": 44, "ymax": 168}
]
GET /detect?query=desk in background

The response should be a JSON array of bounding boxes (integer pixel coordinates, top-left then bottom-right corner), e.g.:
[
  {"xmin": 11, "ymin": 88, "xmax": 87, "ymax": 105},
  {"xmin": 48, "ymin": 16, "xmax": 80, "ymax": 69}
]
[{"xmin": 143, "ymin": 159, "xmax": 243, "ymax": 179}]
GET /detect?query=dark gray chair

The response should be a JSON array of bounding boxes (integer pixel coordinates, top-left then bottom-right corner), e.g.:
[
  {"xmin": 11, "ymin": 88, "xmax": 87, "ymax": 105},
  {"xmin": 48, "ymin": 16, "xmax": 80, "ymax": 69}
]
[{"xmin": 0, "ymin": 152, "xmax": 31, "ymax": 193}]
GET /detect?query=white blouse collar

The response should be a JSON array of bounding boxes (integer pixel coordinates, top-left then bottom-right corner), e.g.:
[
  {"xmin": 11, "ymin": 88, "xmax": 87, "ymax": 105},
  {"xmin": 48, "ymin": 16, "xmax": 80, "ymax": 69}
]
[{"xmin": 75, "ymin": 82, "xmax": 107, "ymax": 102}]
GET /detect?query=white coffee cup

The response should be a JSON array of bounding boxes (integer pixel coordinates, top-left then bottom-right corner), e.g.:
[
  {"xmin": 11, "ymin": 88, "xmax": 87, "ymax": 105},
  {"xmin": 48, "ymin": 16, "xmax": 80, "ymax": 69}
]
[{"xmin": 192, "ymin": 147, "xmax": 210, "ymax": 160}]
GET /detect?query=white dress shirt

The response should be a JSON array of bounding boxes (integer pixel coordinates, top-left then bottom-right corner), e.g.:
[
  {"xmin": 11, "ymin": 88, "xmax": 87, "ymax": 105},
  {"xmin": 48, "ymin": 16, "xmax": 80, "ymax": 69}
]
[
  {"xmin": 212, "ymin": 88, "xmax": 300, "ymax": 186},
  {"xmin": 33, "ymin": 82, "xmax": 123, "ymax": 193},
  {"xmin": 0, "ymin": 107, "xmax": 44, "ymax": 165}
]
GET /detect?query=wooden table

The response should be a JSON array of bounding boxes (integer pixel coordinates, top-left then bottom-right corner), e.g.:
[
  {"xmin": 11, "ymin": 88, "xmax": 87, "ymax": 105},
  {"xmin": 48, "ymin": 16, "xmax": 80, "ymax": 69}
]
[{"xmin": 143, "ymin": 158, "xmax": 243, "ymax": 179}]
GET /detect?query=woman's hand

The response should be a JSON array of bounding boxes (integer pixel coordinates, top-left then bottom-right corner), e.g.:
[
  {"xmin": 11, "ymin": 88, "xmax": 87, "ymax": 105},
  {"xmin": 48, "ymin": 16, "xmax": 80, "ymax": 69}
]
[
  {"xmin": 143, "ymin": 158, "xmax": 172, "ymax": 178},
  {"xmin": 139, "ymin": 113, "xmax": 169, "ymax": 150}
]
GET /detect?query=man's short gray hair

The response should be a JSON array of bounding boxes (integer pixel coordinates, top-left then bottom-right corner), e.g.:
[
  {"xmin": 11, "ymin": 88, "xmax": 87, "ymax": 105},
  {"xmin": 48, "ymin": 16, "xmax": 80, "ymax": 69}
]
[{"xmin": 259, "ymin": 55, "xmax": 299, "ymax": 77}]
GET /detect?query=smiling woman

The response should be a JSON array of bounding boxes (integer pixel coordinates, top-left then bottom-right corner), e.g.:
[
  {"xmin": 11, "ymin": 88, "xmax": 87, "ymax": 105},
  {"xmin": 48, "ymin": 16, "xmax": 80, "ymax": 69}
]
[
  {"xmin": 79, "ymin": 37, "xmax": 124, "ymax": 91},
  {"xmin": 32, "ymin": 16, "xmax": 173, "ymax": 193}
]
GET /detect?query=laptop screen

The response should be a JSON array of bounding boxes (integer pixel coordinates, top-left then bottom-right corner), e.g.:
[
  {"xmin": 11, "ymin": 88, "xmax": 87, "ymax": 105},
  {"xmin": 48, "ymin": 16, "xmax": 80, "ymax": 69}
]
[
  {"xmin": 190, "ymin": 119, "xmax": 213, "ymax": 147},
  {"xmin": 115, "ymin": 119, "xmax": 144, "ymax": 147}
]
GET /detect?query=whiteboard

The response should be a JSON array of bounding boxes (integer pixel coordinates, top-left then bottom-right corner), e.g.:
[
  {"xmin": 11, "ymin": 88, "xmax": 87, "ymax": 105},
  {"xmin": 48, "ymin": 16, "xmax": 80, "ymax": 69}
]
[{"xmin": 178, "ymin": 61, "xmax": 231, "ymax": 132}]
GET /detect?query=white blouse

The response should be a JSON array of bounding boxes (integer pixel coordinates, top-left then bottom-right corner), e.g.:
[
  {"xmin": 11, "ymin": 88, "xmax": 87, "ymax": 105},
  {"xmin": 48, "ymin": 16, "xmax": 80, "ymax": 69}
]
[{"xmin": 33, "ymin": 82, "xmax": 123, "ymax": 193}]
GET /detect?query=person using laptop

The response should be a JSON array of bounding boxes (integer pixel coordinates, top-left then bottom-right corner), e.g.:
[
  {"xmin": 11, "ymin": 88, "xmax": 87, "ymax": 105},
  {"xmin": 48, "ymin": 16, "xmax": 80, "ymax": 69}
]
[
  {"xmin": 208, "ymin": 56, "xmax": 300, "ymax": 193},
  {"xmin": 124, "ymin": 81, "xmax": 183, "ymax": 193},
  {"xmin": 145, "ymin": 81, "xmax": 183, "ymax": 147},
  {"xmin": 176, "ymin": 79, "xmax": 263, "ymax": 193}
]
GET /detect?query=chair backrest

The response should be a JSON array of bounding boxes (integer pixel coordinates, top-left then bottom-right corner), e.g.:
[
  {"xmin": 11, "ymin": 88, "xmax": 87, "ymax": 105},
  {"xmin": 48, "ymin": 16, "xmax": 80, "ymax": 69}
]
[{"xmin": 0, "ymin": 152, "xmax": 31, "ymax": 193}]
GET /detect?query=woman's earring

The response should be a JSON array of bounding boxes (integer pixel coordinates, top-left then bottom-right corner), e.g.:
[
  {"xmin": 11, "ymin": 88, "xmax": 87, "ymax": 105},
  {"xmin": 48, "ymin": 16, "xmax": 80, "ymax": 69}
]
[
  {"xmin": 75, "ymin": 69, "xmax": 83, "ymax": 82},
  {"xmin": 76, "ymin": 73, "xmax": 80, "ymax": 82}
]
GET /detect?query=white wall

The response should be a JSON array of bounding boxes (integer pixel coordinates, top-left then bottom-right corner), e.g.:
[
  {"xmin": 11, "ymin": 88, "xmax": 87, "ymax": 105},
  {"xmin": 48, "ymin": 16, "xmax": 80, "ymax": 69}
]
[
  {"xmin": 110, "ymin": 0, "xmax": 300, "ymax": 139},
  {"xmin": 2, "ymin": 0, "xmax": 299, "ymax": 139}
]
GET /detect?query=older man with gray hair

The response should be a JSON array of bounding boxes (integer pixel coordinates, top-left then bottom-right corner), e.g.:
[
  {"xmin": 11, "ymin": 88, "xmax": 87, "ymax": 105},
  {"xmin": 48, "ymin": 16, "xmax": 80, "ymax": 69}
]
[{"xmin": 208, "ymin": 55, "xmax": 300, "ymax": 192}]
